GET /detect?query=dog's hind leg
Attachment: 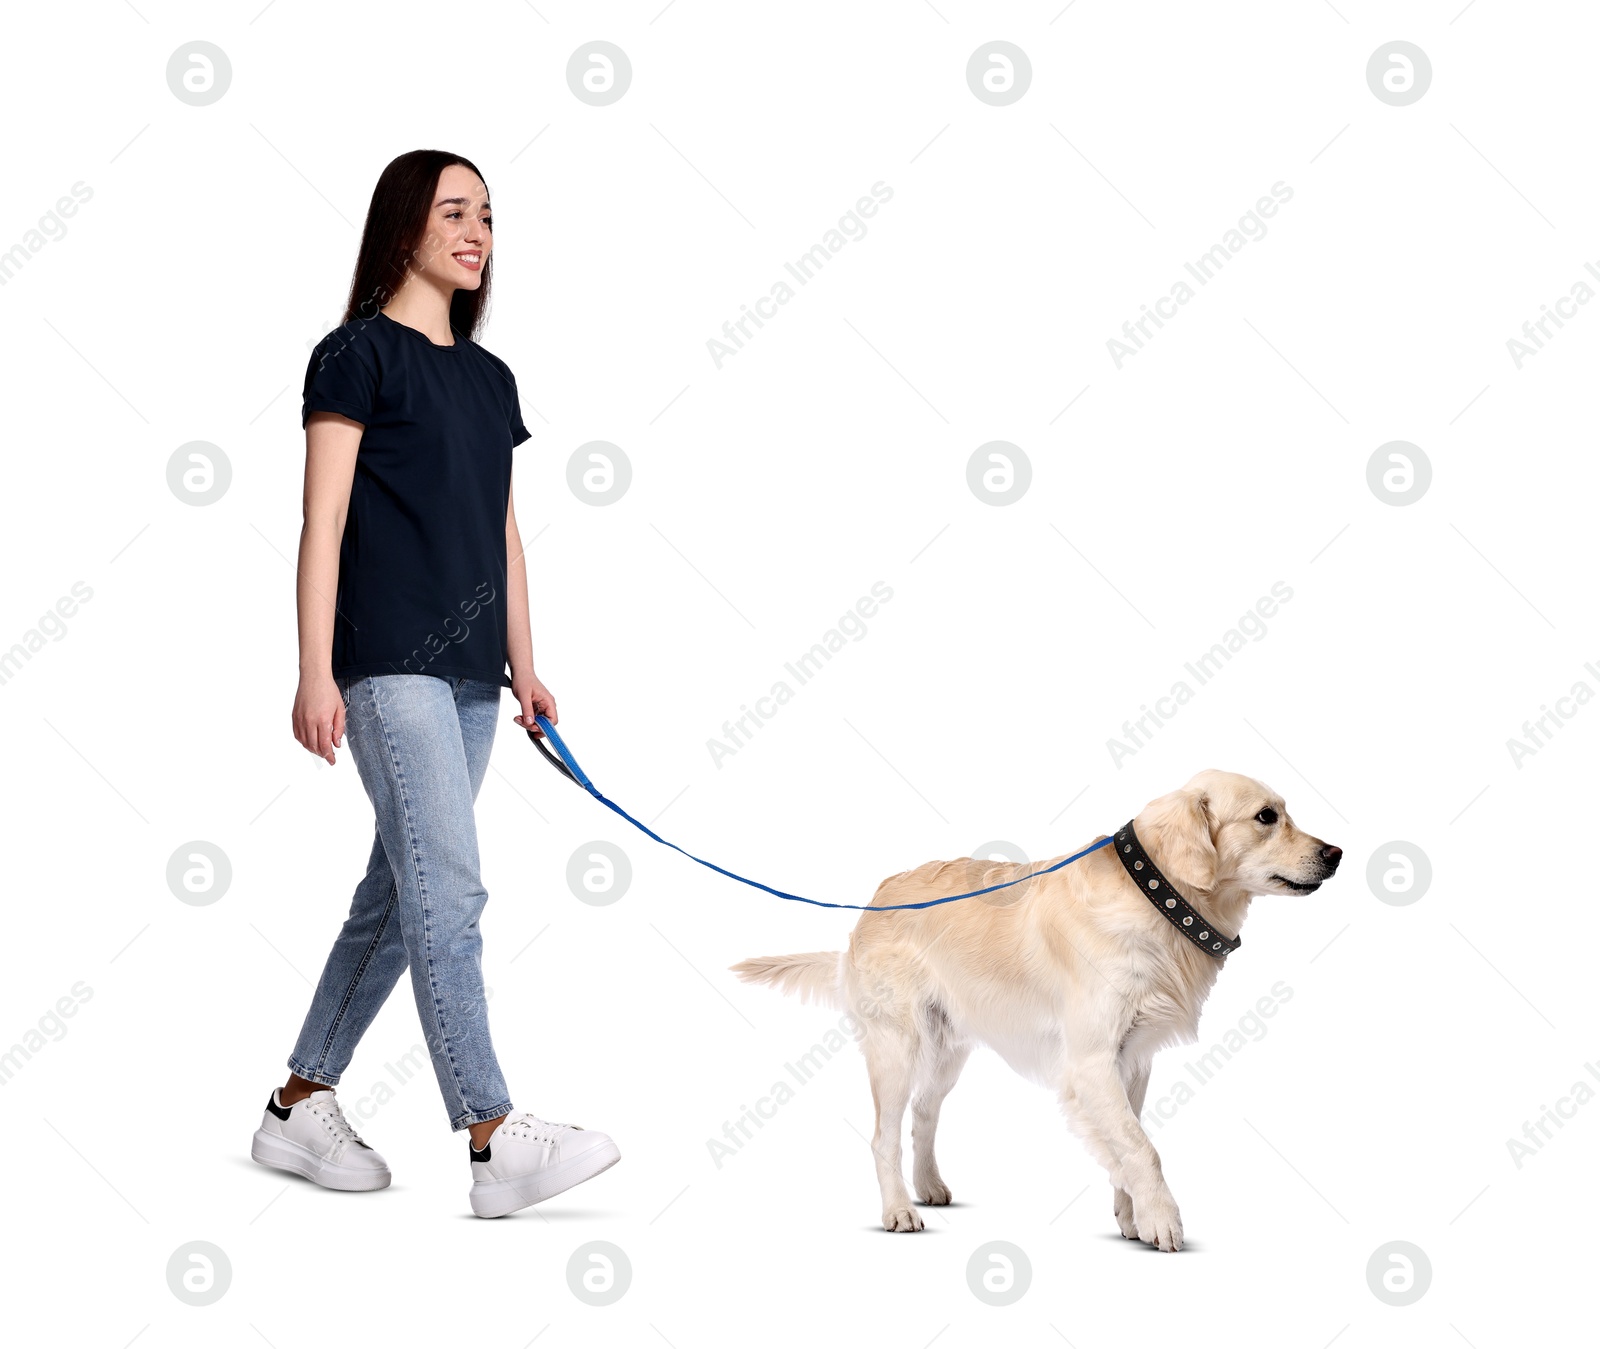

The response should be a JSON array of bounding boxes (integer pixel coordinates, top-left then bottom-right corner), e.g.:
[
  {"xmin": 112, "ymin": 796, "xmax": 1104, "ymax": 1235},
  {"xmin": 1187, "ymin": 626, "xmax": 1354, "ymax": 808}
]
[
  {"xmin": 911, "ymin": 1004, "xmax": 971, "ymax": 1206},
  {"xmin": 860, "ymin": 1014, "xmax": 924, "ymax": 1232},
  {"xmin": 1111, "ymin": 1060, "xmax": 1151, "ymax": 1240}
]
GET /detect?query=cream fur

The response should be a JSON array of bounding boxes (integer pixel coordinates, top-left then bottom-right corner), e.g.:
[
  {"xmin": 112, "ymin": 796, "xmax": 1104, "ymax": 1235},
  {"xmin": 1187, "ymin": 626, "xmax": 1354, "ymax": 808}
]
[{"xmin": 732, "ymin": 768, "xmax": 1341, "ymax": 1251}]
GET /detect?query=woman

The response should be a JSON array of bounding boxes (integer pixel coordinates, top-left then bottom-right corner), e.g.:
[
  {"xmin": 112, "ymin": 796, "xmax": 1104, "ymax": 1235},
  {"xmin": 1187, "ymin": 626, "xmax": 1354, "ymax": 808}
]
[{"xmin": 250, "ymin": 149, "xmax": 619, "ymax": 1218}]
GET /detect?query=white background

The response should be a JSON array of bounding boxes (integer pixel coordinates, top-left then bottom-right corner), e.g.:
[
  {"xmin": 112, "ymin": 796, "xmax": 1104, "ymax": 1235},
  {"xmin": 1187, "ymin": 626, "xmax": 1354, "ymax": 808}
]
[{"xmin": 1, "ymin": 1, "xmax": 1593, "ymax": 1344}]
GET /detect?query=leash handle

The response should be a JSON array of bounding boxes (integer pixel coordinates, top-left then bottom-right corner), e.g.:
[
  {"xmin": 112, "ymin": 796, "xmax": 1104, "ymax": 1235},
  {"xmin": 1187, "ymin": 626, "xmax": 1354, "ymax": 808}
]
[
  {"xmin": 528, "ymin": 712, "xmax": 594, "ymax": 792},
  {"xmin": 526, "ymin": 724, "xmax": 575, "ymax": 783}
]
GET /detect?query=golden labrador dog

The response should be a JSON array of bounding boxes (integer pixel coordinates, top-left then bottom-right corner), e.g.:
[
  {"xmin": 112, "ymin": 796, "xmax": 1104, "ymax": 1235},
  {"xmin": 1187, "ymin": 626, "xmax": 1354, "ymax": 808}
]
[{"xmin": 733, "ymin": 769, "xmax": 1341, "ymax": 1251}]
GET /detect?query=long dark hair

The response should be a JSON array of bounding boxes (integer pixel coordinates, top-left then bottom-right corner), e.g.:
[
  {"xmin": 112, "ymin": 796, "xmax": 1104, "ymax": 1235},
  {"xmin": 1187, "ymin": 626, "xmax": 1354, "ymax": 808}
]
[{"xmin": 341, "ymin": 149, "xmax": 493, "ymax": 340}]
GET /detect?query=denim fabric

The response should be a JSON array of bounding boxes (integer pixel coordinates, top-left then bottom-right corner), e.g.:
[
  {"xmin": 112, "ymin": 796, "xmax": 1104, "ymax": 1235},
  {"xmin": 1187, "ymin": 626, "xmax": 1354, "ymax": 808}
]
[{"xmin": 288, "ymin": 673, "xmax": 512, "ymax": 1131}]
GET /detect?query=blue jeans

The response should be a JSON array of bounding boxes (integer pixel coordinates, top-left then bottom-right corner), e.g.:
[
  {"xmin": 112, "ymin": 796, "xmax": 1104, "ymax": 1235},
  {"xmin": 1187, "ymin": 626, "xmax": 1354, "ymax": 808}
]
[{"xmin": 288, "ymin": 673, "xmax": 513, "ymax": 1132}]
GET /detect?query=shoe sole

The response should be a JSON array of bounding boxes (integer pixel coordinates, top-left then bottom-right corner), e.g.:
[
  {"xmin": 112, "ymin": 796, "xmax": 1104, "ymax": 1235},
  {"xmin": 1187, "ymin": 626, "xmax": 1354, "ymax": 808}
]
[
  {"xmin": 469, "ymin": 1139, "xmax": 622, "ymax": 1218},
  {"xmin": 251, "ymin": 1128, "xmax": 391, "ymax": 1192}
]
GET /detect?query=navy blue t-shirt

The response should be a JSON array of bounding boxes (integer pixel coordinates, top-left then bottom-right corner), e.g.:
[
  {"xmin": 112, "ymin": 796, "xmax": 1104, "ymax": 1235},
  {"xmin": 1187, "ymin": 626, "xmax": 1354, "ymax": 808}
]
[{"xmin": 301, "ymin": 309, "xmax": 531, "ymax": 689}]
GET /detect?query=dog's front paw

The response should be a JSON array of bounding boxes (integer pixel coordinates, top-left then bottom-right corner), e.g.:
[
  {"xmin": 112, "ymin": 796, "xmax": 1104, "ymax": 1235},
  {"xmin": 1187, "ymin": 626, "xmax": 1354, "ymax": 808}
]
[
  {"xmin": 1135, "ymin": 1195, "xmax": 1184, "ymax": 1252},
  {"xmin": 883, "ymin": 1204, "xmax": 925, "ymax": 1232},
  {"xmin": 1113, "ymin": 1189, "xmax": 1138, "ymax": 1240},
  {"xmin": 916, "ymin": 1178, "xmax": 953, "ymax": 1205}
]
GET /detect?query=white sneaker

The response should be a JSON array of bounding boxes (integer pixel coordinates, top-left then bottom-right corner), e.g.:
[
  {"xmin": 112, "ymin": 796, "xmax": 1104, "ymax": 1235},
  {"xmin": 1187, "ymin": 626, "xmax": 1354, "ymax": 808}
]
[
  {"xmin": 468, "ymin": 1111, "xmax": 620, "ymax": 1218},
  {"xmin": 251, "ymin": 1088, "xmax": 391, "ymax": 1192}
]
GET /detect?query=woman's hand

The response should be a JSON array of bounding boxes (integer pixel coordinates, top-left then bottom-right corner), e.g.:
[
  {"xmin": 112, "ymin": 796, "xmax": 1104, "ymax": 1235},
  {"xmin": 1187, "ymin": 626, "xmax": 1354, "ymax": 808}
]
[
  {"xmin": 513, "ymin": 670, "xmax": 557, "ymax": 737},
  {"xmin": 293, "ymin": 671, "xmax": 346, "ymax": 765}
]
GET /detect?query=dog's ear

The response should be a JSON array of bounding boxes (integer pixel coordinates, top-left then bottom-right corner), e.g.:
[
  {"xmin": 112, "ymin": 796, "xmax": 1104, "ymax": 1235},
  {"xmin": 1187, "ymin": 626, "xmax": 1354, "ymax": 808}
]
[{"xmin": 1138, "ymin": 787, "xmax": 1217, "ymax": 894}]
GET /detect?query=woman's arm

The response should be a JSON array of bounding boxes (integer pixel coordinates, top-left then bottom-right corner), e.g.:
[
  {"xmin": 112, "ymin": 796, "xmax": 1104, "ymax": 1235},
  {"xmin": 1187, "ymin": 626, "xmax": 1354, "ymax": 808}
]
[
  {"xmin": 293, "ymin": 411, "xmax": 362, "ymax": 763},
  {"xmin": 506, "ymin": 482, "xmax": 557, "ymax": 735}
]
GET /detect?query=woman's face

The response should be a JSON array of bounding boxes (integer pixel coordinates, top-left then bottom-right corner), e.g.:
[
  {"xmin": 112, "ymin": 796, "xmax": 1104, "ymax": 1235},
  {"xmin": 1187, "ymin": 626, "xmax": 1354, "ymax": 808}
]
[{"xmin": 407, "ymin": 162, "xmax": 492, "ymax": 292}]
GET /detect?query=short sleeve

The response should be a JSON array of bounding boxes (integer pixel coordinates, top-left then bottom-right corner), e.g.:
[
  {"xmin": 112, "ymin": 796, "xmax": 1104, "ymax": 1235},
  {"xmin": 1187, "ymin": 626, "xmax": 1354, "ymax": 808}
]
[
  {"xmin": 508, "ymin": 370, "xmax": 531, "ymax": 447},
  {"xmin": 302, "ymin": 335, "xmax": 377, "ymax": 429}
]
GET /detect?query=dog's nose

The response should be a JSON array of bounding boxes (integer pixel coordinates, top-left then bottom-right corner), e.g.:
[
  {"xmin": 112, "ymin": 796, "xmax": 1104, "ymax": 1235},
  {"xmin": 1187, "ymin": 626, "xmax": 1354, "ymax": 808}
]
[{"xmin": 1320, "ymin": 844, "xmax": 1342, "ymax": 870}]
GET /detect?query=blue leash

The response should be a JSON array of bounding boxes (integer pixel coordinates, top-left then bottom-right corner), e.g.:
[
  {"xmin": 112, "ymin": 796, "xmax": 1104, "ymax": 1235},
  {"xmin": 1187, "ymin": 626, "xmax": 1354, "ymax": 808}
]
[{"xmin": 528, "ymin": 714, "xmax": 1113, "ymax": 911}]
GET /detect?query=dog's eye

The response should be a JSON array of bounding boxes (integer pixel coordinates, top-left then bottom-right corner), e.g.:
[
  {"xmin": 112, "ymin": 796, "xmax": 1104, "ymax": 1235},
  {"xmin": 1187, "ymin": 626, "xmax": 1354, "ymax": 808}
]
[{"xmin": 1255, "ymin": 808, "xmax": 1278, "ymax": 825}]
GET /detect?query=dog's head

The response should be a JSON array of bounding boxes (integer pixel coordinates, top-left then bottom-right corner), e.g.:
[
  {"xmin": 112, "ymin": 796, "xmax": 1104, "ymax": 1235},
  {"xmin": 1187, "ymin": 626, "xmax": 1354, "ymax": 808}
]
[{"xmin": 1135, "ymin": 769, "xmax": 1341, "ymax": 897}]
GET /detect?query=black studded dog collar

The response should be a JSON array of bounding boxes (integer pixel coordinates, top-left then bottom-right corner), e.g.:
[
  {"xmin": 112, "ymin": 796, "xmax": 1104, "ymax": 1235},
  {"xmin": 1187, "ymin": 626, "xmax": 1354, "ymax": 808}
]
[{"xmin": 1115, "ymin": 820, "xmax": 1240, "ymax": 958}]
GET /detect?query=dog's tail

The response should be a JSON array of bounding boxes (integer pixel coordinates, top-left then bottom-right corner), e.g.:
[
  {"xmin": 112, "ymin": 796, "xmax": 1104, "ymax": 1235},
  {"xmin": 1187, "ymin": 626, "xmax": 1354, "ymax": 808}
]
[{"xmin": 730, "ymin": 951, "xmax": 845, "ymax": 1009}]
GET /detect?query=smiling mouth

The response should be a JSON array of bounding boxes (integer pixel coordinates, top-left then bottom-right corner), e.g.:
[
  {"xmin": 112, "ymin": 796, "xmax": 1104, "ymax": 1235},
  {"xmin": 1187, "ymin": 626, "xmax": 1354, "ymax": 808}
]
[{"xmin": 1271, "ymin": 874, "xmax": 1321, "ymax": 893}]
